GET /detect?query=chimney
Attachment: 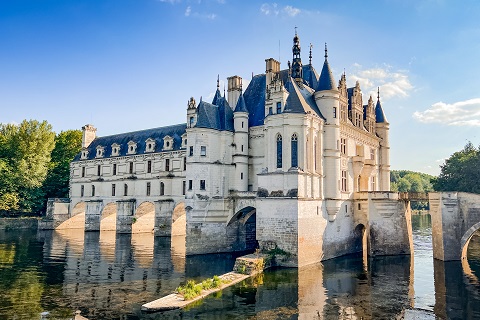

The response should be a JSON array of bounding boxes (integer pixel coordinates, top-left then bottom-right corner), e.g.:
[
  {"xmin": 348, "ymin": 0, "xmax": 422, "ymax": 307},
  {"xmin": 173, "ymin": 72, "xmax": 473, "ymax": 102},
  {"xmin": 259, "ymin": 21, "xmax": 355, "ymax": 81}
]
[
  {"xmin": 82, "ymin": 124, "xmax": 97, "ymax": 148},
  {"xmin": 227, "ymin": 75, "xmax": 242, "ymax": 109}
]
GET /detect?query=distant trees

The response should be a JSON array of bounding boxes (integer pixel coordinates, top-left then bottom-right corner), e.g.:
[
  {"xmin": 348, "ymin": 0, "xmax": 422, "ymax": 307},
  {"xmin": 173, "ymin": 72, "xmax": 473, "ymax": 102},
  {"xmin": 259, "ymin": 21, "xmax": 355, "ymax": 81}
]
[
  {"xmin": 0, "ymin": 120, "xmax": 81, "ymax": 215},
  {"xmin": 432, "ymin": 142, "xmax": 480, "ymax": 194},
  {"xmin": 390, "ymin": 170, "xmax": 434, "ymax": 193}
]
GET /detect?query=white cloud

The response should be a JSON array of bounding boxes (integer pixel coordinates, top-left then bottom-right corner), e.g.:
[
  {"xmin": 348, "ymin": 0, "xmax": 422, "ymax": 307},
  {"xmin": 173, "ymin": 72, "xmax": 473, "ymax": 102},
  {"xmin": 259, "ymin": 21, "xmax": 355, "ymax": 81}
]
[
  {"xmin": 185, "ymin": 6, "xmax": 191, "ymax": 16},
  {"xmin": 260, "ymin": 3, "xmax": 279, "ymax": 16},
  {"xmin": 413, "ymin": 98, "xmax": 480, "ymax": 126},
  {"xmin": 349, "ymin": 64, "xmax": 413, "ymax": 100},
  {"xmin": 283, "ymin": 5, "xmax": 300, "ymax": 17},
  {"xmin": 157, "ymin": 0, "xmax": 181, "ymax": 4}
]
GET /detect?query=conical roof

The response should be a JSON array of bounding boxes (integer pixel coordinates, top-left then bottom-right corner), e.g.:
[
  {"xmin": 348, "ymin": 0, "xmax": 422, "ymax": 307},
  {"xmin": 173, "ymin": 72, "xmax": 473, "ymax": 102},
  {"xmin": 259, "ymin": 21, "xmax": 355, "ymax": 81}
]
[{"xmin": 234, "ymin": 93, "xmax": 248, "ymax": 113}]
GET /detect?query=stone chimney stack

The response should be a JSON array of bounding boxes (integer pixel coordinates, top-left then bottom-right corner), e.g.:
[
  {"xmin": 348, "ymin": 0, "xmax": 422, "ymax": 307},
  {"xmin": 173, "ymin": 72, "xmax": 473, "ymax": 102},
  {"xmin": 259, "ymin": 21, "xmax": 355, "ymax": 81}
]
[
  {"xmin": 82, "ymin": 124, "xmax": 97, "ymax": 148},
  {"xmin": 227, "ymin": 75, "xmax": 242, "ymax": 109},
  {"xmin": 265, "ymin": 58, "xmax": 280, "ymax": 86}
]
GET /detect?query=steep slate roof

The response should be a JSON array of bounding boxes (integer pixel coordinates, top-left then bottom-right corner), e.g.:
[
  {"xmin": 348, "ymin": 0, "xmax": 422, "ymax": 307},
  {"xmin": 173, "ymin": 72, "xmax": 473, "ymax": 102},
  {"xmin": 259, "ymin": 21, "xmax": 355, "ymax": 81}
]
[
  {"xmin": 375, "ymin": 98, "xmax": 388, "ymax": 123},
  {"xmin": 316, "ymin": 59, "xmax": 336, "ymax": 91},
  {"xmin": 195, "ymin": 97, "xmax": 234, "ymax": 131},
  {"xmin": 234, "ymin": 93, "xmax": 248, "ymax": 113},
  {"xmin": 303, "ymin": 64, "xmax": 319, "ymax": 89},
  {"xmin": 284, "ymin": 78, "xmax": 325, "ymax": 119},
  {"xmin": 73, "ymin": 123, "xmax": 187, "ymax": 161},
  {"xmin": 243, "ymin": 74, "xmax": 266, "ymax": 127}
]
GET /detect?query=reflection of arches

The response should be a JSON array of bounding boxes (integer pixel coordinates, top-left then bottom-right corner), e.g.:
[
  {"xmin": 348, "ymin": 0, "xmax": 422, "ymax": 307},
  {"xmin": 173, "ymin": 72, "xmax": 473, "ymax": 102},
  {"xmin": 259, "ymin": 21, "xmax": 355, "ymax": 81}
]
[
  {"xmin": 172, "ymin": 202, "xmax": 186, "ymax": 236},
  {"xmin": 227, "ymin": 206, "xmax": 257, "ymax": 251},
  {"xmin": 133, "ymin": 201, "xmax": 155, "ymax": 234},
  {"xmin": 100, "ymin": 202, "xmax": 117, "ymax": 231},
  {"xmin": 56, "ymin": 202, "xmax": 86, "ymax": 230}
]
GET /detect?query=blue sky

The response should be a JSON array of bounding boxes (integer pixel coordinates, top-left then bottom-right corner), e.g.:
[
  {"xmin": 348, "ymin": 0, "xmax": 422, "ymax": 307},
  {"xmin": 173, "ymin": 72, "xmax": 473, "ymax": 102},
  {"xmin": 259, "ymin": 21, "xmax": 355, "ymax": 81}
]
[{"xmin": 1, "ymin": 0, "xmax": 479, "ymax": 175}]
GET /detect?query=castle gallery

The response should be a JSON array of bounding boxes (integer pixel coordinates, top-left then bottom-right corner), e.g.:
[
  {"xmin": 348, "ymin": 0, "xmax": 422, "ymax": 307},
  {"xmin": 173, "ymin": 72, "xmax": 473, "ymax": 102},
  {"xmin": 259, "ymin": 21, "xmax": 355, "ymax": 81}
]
[{"xmin": 67, "ymin": 32, "xmax": 397, "ymax": 267}]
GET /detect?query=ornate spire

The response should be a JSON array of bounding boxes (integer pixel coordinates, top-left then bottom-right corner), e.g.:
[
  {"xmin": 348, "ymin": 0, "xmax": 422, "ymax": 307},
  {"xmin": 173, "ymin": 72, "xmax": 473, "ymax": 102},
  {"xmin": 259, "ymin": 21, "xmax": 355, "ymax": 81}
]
[
  {"xmin": 309, "ymin": 43, "xmax": 313, "ymax": 65},
  {"xmin": 324, "ymin": 43, "xmax": 328, "ymax": 60},
  {"xmin": 377, "ymin": 87, "xmax": 380, "ymax": 101},
  {"xmin": 217, "ymin": 74, "xmax": 220, "ymax": 89},
  {"xmin": 291, "ymin": 29, "xmax": 303, "ymax": 81}
]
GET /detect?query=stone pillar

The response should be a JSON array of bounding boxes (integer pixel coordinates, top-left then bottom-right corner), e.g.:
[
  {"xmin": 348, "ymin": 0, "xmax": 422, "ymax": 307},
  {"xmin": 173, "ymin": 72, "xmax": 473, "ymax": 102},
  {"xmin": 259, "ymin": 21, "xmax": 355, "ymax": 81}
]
[
  {"xmin": 116, "ymin": 199, "xmax": 136, "ymax": 234},
  {"xmin": 85, "ymin": 200, "xmax": 103, "ymax": 231},
  {"xmin": 40, "ymin": 198, "xmax": 70, "ymax": 229},
  {"xmin": 154, "ymin": 199, "xmax": 175, "ymax": 236}
]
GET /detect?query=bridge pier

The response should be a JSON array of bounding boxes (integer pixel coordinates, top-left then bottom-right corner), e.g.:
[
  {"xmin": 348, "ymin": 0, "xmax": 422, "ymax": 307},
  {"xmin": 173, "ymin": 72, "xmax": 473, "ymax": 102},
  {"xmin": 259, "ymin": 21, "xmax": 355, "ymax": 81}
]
[
  {"xmin": 154, "ymin": 199, "xmax": 175, "ymax": 236},
  {"xmin": 116, "ymin": 200, "xmax": 136, "ymax": 234},
  {"xmin": 85, "ymin": 200, "xmax": 103, "ymax": 231}
]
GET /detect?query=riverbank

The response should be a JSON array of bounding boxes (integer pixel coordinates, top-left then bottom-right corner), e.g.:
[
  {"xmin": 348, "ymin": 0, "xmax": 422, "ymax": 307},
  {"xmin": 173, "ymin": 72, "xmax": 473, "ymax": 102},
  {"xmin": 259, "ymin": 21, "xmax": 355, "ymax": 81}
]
[{"xmin": 0, "ymin": 217, "xmax": 39, "ymax": 230}]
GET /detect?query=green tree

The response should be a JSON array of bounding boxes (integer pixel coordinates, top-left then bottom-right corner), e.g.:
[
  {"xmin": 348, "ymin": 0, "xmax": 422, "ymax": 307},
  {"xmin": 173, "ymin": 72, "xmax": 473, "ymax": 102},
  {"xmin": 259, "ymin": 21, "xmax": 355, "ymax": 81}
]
[
  {"xmin": 433, "ymin": 142, "xmax": 480, "ymax": 193},
  {"xmin": 42, "ymin": 130, "xmax": 82, "ymax": 200},
  {"xmin": 0, "ymin": 120, "xmax": 55, "ymax": 214}
]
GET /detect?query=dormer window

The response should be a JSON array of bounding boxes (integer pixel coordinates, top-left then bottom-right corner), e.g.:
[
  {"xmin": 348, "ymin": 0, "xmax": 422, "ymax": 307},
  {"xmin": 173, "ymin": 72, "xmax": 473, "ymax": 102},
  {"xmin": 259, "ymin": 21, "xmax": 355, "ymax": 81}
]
[
  {"xmin": 145, "ymin": 138, "xmax": 156, "ymax": 153},
  {"xmin": 81, "ymin": 149, "xmax": 89, "ymax": 160},
  {"xmin": 163, "ymin": 135, "xmax": 173, "ymax": 151},
  {"xmin": 181, "ymin": 133, "xmax": 187, "ymax": 148},
  {"xmin": 111, "ymin": 143, "xmax": 120, "ymax": 157},
  {"xmin": 96, "ymin": 146, "xmax": 105, "ymax": 158},
  {"xmin": 127, "ymin": 141, "xmax": 137, "ymax": 155}
]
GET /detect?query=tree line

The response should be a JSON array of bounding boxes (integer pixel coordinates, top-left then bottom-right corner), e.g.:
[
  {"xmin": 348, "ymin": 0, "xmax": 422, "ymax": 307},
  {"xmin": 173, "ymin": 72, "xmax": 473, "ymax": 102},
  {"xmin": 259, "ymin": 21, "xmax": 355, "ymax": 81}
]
[{"xmin": 0, "ymin": 120, "xmax": 81, "ymax": 215}]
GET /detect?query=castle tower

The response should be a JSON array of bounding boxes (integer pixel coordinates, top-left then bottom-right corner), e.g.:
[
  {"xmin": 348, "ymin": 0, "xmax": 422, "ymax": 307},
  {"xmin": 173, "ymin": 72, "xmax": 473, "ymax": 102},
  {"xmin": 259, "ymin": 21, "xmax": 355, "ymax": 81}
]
[
  {"xmin": 233, "ymin": 88, "xmax": 249, "ymax": 192},
  {"xmin": 186, "ymin": 97, "xmax": 197, "ymax": 128},
  {"xmin": 227, "ymin": 75, "xmax": 242, "ymax": 109},
  {"xmin": 81, "ymin": 124, "xmax": 96, "ymax": 148},
  {"xmin": 314, "ymin": 44, "xmax": 341, "ymax": 221},
  {"xmin": 375, "ymin": 88, "xmax": 390, "ymax": 191},
  {"xmin": 265, "ymin": 58, "xmax": 288, "ymax": 116}
]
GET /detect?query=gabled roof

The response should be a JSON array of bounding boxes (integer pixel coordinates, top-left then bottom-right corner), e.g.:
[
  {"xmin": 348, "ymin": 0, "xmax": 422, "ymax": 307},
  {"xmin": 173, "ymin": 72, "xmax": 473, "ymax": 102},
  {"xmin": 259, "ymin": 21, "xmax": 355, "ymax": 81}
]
[
  {"xmin": 243, "ymin": 74, "xmax": 266, "ymax": 127},
  {"xmin": 284, "ymin": 78, "xmax": 325, "ymax": 119},
  {"xmin": 195, "ymin": 98, "xmax": 234, "ymax": 132},
  {"xmin": 234, "ymin": 93, "xmax": 248, "ymax": 113},
  {"xmin": 73, "ymin": 123, "xmax": 187, "ymax": 161},
  {"xmin": 316, "ymin": 59, "xmax": 336, "ymax": 91}
]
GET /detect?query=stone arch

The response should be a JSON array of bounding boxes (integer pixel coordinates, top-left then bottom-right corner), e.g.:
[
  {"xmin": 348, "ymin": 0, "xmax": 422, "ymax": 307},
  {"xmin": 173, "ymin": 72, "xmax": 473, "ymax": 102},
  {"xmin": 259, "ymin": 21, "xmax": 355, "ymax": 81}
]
[
  {"xmin": 132, "ymin": 201, "xmax": 155, "ymax": 234},
  {"xmin": 56, "ymin": 201, "xmax": 86, "ymax": 230},
  {"xmin": 227, "ymin": 206, "xmax": 257, "ymax": 251},
  {"xmin": 353, "ymin": 223, "xmax": 369, "ymax": 255},
  {"xmin": 461, "ymin": 221, "xmax": 480, "ymax": 260},
  {"xmin": 100, "ymin": 202, "xmax": 117, "ymax": 231},
  {"xmin": 172, "ymin": 201, "xmax": 186, "ymax": 236}
]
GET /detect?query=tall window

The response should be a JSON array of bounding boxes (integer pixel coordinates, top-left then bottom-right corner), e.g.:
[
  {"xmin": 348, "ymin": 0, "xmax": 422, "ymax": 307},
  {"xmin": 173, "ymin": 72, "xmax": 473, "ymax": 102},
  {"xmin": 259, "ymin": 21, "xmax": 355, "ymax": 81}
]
[
  {"xmin": 124, "ymin": 183, "xmax": 128, "ymax": 196},
  {"xmin": 276, "ymin": 102, "xmax": 281, "ymax": 114},
  {"xmin": 81, "ymin": 185, "xmax": 84, "ymax": 197},
  {"xmin": 291, "ymin": 134, "xmax": 298, "ymax": 168},
  {"xmin": 340, "ymin": 138, "xmax": 347, "ymax": 155},
  {"xmin": 129, "ymin": 162, "xmax": 134, "ymax": 174},
  {"xmin": 82, "ymin": 167, "xmax": 85, "ymax": 177},
  {"xmin": 276, "ymin": 134, "xmax": 282, "ymax": 168},
  {"xmin": 182, "ymin": 181, "xmax": 186, "ymax": 195},
  {"xmin": 370, "ymin": 148, "xmax": 375, "ymax": 160},
  {"xmin": 189, "ymin": 146, "xmax": 194, "ymax": 156},
  {"xmin": 146, "ymin": 182, "xmax": 151, "ymax": 196},
  {"xmin": 200, "ymin": 146, "xmax": 206, "ymax": 156},
  {"xmin": 147, "ymin": 160, "xmax": 152, "ymax": 173},
  {"xmin": 113, "ymin": 163, "xmax": 117, "ymax": 175},
  {"xmin": 97, "ymin": 165, "xmax": 101, "ymax": 176},
  {"xmin": 183, "ymin": 157, "xmax": 187, "ymax": 171},
  {"xmin": 371, "ymin": 176, "xmax": 376, "ymax": 191},
  {"xmin": 341, "ymin": 171, "xmax": 347, "ymax": 192},
  {"xmin": 112, "ymin": 184, "xmax": 116, "ymax": 196},
  {"xmin": 160, "ymin": 182, "xmax": 165, "ymax": 196},
  {"xmin": 333, "ymin": 107, "xmax": 337, "ymax": 118},
  {"xmin": 165, "ymin": 159, "xmax": 170, "ymax": 171},
  {"xmin": 189, "ymin": 116, "xmax": 194, "ymax": 127},
  {"xmin": 91, "ymin": 185, "xmax": 95, "ymax": 197},
  {"xmin": 200, "ymin": 180, "xmax": 206, "ymax": 190}
]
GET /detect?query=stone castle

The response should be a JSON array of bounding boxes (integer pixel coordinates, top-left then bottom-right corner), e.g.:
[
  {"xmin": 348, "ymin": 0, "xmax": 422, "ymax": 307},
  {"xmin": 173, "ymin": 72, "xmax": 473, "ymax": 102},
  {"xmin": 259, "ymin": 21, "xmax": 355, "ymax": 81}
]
[{"xmin": 58, "ymin": 32, "xmax": 413, "ymax": 267}]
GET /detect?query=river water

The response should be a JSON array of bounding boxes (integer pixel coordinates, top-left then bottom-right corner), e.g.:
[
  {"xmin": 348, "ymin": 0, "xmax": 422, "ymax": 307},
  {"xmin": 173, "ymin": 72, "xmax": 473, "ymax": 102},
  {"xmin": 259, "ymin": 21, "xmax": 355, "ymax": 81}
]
[{"xmin": 1, "ymin": 215, "xmax": 480, "ymax": 319}]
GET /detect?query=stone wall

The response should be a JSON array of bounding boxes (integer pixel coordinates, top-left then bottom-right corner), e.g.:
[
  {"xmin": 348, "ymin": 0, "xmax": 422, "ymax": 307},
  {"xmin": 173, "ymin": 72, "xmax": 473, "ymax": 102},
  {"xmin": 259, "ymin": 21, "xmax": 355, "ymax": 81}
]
[{"xmin": 0, "ymin": 218, "xmax": 39, "ymax": 230}]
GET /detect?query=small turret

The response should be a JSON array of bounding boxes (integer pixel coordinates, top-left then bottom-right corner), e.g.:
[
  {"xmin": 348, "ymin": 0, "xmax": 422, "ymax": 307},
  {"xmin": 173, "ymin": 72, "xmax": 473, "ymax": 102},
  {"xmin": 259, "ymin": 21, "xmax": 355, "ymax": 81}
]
[
  {"xmin": 187, "ymin": 97, "xmax": 197, "ymax": 128},
  {"xmin": 316, "ymin": 44, "xmax": 336, "ymax": 92},
  {"xmin": 375, "ymin": 87, "xmax": 390, "ymax": 191},
  {"xmin": 233, "ymin": 92, "xmax": 249, "ymax": 191},
  {"xmin": 82, "ymin": 124, "xmax": 96, "ymax": 148},
  {"xmin": 291, "ymin": 29, "xmax": 303, "ymax": 81}
]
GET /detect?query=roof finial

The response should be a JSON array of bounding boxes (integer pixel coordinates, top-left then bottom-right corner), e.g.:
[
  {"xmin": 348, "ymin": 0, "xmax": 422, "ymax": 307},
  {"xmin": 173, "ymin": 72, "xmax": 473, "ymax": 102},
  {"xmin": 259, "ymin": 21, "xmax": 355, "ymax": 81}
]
[
  {"xmin": 324, "ymin": 43, "xmax": 328, "ymax": 60},
  {"xmin": 294, "ymin": 26, "xmax": 297, "ymax": 36},
  {"xmin": 377, "ymin": 87, "xmax": 380, "ymax": 101},
  {"xmin": 217, "ymin": 74, "xmax": 220, "ymax": 89},
  {"xmin": 223, "ymin": 84, "xmax": 226, "ymax": 97},
  {"xmin": 309, "ymin": 43, "xmax": 313, "ymax": 65}
]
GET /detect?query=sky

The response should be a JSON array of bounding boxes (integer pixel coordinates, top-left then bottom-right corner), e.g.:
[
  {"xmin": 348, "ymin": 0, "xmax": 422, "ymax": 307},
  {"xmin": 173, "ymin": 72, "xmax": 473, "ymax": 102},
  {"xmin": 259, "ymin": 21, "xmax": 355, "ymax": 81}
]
[{"xmin": 1, "ymin": 0, "xmax": 480, "ymax": 176}]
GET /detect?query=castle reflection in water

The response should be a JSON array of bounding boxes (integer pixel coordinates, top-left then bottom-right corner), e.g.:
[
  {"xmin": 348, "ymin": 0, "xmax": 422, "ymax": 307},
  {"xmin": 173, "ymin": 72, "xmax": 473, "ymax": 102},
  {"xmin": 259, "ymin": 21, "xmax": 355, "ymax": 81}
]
[{"xmin": 1, "ymin": 214, "xmax": 480, "ymax": 319}]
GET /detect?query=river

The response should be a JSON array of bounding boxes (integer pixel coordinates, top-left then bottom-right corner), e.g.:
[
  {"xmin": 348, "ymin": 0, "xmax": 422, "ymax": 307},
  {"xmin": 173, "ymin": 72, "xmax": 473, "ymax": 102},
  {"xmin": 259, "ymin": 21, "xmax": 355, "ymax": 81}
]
[{"xmin": 1, "ymin": 215, "xmax": 480, "ymax": 319}]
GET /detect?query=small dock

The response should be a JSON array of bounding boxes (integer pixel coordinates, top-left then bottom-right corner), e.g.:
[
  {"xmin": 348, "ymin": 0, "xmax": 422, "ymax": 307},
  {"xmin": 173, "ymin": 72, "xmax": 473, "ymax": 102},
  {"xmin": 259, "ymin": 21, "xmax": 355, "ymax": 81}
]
[{"xmin": 142, "ymin": 254, "xmax": 266, "ymax": 312}]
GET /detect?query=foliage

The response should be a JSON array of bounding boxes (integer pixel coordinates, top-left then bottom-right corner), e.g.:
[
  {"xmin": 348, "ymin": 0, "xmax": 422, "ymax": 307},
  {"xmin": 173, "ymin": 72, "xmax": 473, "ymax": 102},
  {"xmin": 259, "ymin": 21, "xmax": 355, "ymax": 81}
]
[
  {"xmin": 0, "ymin": 120, "xmax": 55, "ymax": 214},
  {"xmin": 432, "ymin": 142, "xmax": 480, "ymax": 194},
  {"xmin": 176, "ymin": 275, "xmax": 226, "ymax": 300},
  {"xmin": 390, "ymin": 170, "xmax": 434, "ymax": 210},
  {"xmin": 42, "ymin": 130, "xmax": 82, "ymax": 201}
]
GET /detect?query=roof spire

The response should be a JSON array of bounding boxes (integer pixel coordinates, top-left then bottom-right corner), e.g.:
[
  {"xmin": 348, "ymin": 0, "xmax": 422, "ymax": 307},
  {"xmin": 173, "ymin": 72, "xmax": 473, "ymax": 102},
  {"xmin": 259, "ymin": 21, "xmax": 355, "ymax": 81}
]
[
  {"xmin": 291, "ymin": 28, "xmax": 303, "ymax": 80},
  {"xmin": 324, "ymin": 43, "xmax": 328, "ymax": 60},
  {"xmin": 377, "ymin": 87, "xmax": 380, "ymax": 101},
  {"xmin": 223, "ymin": 84, "xmax": 226, "ymax": 97},
  {"xmin": 217, "ymin": 74, "xmax": 220, "ymax": 89},
  {"xmin": 294, "ymin": 25, "xmax": 297, "ymax": 36},
  {"xmin": 309, "ymin": 43, "xmax": 313, "ymax": 65}
]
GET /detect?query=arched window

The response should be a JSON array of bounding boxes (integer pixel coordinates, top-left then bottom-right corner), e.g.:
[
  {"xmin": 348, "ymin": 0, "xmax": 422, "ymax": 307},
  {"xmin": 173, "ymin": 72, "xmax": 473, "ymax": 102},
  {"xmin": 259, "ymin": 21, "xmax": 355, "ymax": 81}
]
[
  {"xmin": 276, "ymin": 134, "xmax": 282, "ymax": 168},
  {"xmin": 160, "ymin": 182, "xmax": 165, "ymax": 196},
  {"xmin": 291, "ymin": 134, "xmax": 298, "ymax": 168}
]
